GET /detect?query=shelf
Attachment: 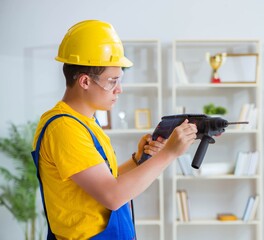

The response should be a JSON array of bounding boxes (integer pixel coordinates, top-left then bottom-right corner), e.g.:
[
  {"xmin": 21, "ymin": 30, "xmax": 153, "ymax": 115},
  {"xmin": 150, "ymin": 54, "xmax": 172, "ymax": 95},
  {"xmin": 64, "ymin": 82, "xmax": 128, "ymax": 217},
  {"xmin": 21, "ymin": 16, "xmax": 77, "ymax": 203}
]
[
  {"xmin": 135, "ymin": 219, "xmax": 162, "ymax": 226},
  {"xmin": 173, "ymin": 39, "xmax": 260, "ymax": 44},
  {"xmin": 225, "ymin": 129, "xmax": 258, "ymax": 134},
  {"xmin": 122, "ymin": 83, "xmax": 160, "ymax": 88},
  {"xmin": 175, "ymin": 175, "xmax": 259, "ymax": 180},
  {"xmin": 104, "ymin": 128, "xmax": 154, "ymax": 135},
  {"xmin": 174, "ymin": 219, "xmax": 260, "ymax": 226},
  {"xmin": 175, "ymin": 83, "xmax": 258, "ymax": 89}
]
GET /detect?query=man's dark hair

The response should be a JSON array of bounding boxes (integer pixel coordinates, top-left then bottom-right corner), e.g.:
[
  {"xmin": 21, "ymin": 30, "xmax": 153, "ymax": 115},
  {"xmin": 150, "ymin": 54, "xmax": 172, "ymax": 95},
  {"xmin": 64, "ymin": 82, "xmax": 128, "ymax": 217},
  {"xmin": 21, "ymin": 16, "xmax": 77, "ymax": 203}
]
[{"xmin": 63, "ymin": 64, "xmax": 105, "ymax": 87}]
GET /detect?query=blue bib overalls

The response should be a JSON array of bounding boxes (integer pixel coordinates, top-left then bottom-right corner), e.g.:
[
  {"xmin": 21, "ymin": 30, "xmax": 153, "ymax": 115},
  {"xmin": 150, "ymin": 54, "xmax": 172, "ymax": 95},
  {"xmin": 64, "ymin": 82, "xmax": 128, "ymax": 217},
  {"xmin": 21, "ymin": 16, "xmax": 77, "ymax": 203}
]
[{"xmin": 31, "ymin": 114, "xmax": 136, "ymax": 240}]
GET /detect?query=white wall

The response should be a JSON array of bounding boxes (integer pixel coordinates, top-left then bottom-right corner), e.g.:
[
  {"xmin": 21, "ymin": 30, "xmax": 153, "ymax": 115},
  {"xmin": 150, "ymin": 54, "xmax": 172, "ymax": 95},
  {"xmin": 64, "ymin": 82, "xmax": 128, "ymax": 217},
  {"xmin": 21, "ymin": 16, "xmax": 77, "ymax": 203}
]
[
  {"xmin": 1, "ymin": 0, "xmax": 264, "ymax": 239},
  {"xmin": 1, "ymin": 0, "xmax": 264, "ymax": 127}
]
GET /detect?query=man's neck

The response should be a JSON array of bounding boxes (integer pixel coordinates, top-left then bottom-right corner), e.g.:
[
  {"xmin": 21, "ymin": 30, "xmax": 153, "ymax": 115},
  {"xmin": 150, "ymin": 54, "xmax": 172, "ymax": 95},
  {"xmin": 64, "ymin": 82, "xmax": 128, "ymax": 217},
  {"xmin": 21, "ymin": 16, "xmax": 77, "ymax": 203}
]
[{"xmin": 62, "ymin": 89, "xmax": 94, "ymax": 118}]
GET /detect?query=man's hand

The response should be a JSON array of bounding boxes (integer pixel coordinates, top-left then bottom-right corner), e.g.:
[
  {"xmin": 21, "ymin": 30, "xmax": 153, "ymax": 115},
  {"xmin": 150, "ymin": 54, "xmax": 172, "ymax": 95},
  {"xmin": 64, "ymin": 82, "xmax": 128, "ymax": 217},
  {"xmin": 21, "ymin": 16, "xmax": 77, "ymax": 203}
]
[
  {"xmin": 134, "ymin": 134, "xmax": 167, "ymax": 161},
  {"xmin": 163, "ymin": 119, "xmax": 197, "ymax": 158}
]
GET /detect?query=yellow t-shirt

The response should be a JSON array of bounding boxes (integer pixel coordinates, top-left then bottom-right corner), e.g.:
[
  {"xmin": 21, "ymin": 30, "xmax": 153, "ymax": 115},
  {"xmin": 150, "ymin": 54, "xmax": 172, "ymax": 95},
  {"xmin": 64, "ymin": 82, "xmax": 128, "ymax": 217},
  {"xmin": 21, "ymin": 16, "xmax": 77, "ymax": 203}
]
[{"xmin": 32, "ymin": 101, "xmax": 118, "ymax": 240}]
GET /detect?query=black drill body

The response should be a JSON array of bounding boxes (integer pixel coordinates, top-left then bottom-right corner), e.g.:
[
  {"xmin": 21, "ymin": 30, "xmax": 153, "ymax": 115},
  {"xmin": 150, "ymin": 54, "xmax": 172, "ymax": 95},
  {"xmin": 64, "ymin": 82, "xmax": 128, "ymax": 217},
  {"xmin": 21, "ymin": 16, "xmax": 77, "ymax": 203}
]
[{"xmin": 138, "ymin": 114, "xmax": 244, "ymax": 169}]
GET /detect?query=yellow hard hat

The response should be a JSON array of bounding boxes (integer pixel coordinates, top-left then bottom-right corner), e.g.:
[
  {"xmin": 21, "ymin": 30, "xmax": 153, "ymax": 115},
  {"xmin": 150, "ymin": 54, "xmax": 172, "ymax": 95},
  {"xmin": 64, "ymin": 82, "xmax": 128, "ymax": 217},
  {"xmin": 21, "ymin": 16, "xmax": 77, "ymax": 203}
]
[{"xmin": 55, "ymin": 20, "xmax": 133, "ymax": 67}]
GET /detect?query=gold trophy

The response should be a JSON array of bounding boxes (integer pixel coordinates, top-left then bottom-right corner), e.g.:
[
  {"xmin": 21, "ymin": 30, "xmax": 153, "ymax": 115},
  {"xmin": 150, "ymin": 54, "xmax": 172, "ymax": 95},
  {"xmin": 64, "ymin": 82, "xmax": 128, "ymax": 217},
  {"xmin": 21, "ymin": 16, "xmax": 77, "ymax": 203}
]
[{"xmin": 206, "ymin": 52, "xmax": 226, "ymax": 83}]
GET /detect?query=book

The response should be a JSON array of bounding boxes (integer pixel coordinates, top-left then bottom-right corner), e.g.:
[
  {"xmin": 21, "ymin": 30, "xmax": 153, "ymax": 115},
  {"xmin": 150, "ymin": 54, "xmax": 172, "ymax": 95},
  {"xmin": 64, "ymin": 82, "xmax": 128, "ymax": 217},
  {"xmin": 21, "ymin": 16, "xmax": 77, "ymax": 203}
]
[
  {"xmin": 234, "ymin": 151, "xmax": 259, "ymax": 176},
  {"xmin": 177, "ymin": 154, "xmax": 193, "ymax": 176},
  {"xmin": 237, "ymin": 103, "xmax": 258, "ymax": 130},
  {"xmin": 249, "ymin": 195, "xmax": 259, "ymax": 220},
  {"xmin": 175, "ymin": 106, "xmax": 186, "ymax": 114},
  {"xmin": 244, "ymin": 103, "xmax": 256, "ymax": 130},
  {"xmin": 250, "ymin": 107, "xmax": 258, "ymax": 129},
  {"xmin": 236, "ymin": 103, "xmax": 250, "ymax": 129},
  {"xmin": 246, "ymin": 106, "xmax": 257, "ymax": 129},
  {"xmin": 247, "ymin": 151, "xmax": 259, "ymax": 175},
  {"xmin": 176, "ymin": 191, "xmax": 184, "ymax": 221},
  {"xmin": 175, "ymin": 61, "xmax": 189, "ymax": 84},
  {"xmin": 176, "ymin": 190, "xmax": 190, "ymax": 222},
  {"xmin": 217, "ymin": 213, "xmax": 238, "ymax": 221},
  {"xmin": 242, "ymin": 195, "xmax": 256, "ymax": 221},
  {"xmin": 234, "ymin": 152, "xmax": 249, "ymax": 176},
  {"xmin": 181, "ymin": 190, "xmax": 190, "ymax": 221}
]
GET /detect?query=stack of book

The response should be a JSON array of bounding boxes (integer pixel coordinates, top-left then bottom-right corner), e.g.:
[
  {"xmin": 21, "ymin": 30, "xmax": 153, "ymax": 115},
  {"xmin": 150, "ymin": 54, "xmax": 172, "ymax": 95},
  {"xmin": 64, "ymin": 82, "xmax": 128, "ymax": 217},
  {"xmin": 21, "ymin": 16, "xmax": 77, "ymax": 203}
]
[
  {"xmin": 234, "ymin": 151, "xmax": 259, "ymax": 176},
  {"xmin": 176, "ymin": 190, "xmax": 190, "ymax": 222},
  {"xmin": 242, "ymin": 195, "xmax": 260, "ymax": 221},
  {"xmin": 236, "ymin": 103, "xmax": 258, "ymax": 130}
]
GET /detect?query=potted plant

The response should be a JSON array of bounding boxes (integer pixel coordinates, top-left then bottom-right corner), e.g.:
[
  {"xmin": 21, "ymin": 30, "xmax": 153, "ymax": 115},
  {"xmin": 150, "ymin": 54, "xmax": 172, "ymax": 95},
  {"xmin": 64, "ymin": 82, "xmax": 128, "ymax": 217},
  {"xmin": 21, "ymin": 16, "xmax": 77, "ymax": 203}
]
[
  {"xmin": 0, "ymin": 121, "xmax": 43, "ymax": 240},
  {"xmin": 203, "ymin": 103, "xmax": 227, "ymax": 116}
]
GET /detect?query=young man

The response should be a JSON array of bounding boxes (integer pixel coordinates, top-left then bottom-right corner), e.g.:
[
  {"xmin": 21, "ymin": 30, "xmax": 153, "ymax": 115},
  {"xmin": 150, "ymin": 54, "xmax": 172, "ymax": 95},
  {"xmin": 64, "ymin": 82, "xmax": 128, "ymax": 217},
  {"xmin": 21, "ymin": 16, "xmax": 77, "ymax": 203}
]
[{"xmin": 32, "ymin": 20, "xmax": 197, "ymax": 239}]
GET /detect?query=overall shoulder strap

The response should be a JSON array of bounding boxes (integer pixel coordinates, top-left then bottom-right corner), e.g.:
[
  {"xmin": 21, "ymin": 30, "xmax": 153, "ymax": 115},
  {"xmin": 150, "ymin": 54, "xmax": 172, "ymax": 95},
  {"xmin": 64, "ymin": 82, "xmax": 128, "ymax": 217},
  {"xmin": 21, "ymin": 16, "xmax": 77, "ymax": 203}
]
[{"xmin": 33, "ymin": 114, "xmax": 109, "ymax": 171}]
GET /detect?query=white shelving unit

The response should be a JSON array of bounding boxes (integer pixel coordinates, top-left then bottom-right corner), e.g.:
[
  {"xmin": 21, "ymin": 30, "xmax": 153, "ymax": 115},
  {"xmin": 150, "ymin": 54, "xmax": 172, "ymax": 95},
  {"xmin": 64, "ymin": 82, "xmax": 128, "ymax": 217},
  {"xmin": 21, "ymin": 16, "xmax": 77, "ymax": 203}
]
[
  {"xmin": 172, "ymin": 40, "xmax": 262, "ymax": 240},
  {"xmin": 105, "ymin": 39, "xmax": 164, "ymax": 240}
]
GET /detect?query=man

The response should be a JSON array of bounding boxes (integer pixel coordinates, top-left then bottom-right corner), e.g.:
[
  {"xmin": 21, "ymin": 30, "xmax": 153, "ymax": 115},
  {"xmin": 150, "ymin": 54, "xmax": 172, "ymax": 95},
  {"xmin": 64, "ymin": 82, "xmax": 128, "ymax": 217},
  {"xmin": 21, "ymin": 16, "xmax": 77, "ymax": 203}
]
[{"xmin": 32, "ymin": 20, "xmax": 197, "ymax": 239}]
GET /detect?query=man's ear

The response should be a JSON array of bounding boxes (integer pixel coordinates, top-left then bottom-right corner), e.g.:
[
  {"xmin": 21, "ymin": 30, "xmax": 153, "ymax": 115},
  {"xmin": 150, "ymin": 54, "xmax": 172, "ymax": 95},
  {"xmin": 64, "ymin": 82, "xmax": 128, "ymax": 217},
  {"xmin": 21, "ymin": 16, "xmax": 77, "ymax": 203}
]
[{"xmin": 78, "ymin": 74, "xmax": 90, "ymax": 90}]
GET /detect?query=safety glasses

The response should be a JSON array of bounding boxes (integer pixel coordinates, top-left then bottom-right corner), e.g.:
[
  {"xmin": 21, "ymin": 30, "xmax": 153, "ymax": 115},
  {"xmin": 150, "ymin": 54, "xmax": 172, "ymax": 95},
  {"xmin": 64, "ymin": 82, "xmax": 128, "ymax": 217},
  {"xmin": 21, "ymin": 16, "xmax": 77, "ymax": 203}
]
[{"xmin": 89, "ymin": 72, "xmax": 123, "ymax": 91}]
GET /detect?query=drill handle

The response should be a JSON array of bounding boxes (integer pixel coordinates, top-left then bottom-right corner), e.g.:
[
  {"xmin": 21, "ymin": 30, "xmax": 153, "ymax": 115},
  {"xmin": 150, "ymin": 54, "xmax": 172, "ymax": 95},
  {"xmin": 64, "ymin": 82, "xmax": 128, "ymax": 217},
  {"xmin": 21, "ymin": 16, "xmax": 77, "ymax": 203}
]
[
  {"xmin": 138, "ymin": 133, "xmax": 160, "ymax": 165},
  {"xmin": 138, "ymin": 152, "xmax": 151, "ymax": 165},
  {"xmin": 191, "ymin": 135, "xmax": 213, "ymax": 169}
]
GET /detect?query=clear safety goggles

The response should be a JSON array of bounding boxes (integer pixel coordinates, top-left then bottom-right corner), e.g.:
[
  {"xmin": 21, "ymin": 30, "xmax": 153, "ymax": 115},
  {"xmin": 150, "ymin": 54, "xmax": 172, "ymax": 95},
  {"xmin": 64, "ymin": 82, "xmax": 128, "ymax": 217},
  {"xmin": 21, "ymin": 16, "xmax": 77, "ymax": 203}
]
[{"xmin": 89, "ymin": 72, "xmax": 123, "ymax": 91}]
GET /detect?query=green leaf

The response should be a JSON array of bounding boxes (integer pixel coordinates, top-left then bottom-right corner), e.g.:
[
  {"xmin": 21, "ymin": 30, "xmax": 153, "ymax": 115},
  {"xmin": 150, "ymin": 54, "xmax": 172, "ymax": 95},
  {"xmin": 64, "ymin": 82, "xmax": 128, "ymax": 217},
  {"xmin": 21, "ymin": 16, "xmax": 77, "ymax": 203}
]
[
  {"xmin": 203, "ymin": 103, "xmax": 227, "ymax": 115},
  {"xmin": 0, "ymin": 121, "xmax": 39, "ymax": 224}
]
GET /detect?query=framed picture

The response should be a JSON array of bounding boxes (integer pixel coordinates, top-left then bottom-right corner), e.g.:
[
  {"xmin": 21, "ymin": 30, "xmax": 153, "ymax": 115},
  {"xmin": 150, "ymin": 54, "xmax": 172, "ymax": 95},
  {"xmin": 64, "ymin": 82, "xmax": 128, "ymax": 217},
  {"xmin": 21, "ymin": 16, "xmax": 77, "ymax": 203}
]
[
  {"xmin": 95, "ymin": 110, "xmax": 111, "ymax": 129},
  {"xmin": 218, "ymin": 53, "xmax": 259, "ymax": 83},
  {"xmin": 135, "ymin": 109, "xmax": 151, "ymax": 129}
]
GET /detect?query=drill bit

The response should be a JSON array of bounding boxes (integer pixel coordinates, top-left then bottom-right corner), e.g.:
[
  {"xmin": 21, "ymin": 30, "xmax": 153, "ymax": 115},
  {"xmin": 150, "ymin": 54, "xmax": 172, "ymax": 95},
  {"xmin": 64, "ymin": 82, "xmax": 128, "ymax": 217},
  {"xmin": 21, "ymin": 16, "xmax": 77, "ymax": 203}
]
[{"xmin": 228, "ymin": 121, "xmax": 249, "ymax": 125}]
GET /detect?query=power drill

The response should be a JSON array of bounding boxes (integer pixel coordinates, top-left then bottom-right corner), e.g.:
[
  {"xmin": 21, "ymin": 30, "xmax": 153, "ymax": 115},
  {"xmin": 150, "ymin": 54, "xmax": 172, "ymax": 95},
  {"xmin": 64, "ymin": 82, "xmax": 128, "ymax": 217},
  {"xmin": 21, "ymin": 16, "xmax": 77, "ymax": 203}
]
[{"xmin": 138, "ymin": 114, "xmax": 248, "ymax": 169}]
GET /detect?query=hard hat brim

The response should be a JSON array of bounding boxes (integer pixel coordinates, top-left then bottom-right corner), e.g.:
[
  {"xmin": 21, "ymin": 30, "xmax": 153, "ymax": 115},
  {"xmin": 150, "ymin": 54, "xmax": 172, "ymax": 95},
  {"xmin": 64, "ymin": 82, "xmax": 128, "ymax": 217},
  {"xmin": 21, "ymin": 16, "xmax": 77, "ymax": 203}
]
[{"xmin": 55, "ymin": 55, "xmax": 133, "ymax": 68}]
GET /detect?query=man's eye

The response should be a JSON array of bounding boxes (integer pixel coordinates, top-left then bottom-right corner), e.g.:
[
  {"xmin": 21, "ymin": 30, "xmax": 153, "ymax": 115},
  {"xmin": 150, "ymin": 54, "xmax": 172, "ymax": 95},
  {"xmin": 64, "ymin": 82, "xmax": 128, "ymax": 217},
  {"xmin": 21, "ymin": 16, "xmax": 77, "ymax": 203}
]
[{"xmin": 110, "ymin": 80, "xmax": 118, "ymax": 85}]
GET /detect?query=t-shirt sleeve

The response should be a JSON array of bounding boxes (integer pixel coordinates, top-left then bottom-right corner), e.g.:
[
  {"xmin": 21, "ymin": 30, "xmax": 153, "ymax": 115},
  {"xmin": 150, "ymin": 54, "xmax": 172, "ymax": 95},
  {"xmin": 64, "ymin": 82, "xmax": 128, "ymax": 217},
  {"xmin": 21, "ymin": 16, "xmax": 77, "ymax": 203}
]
[{"xmin": 43, "ymin": 118, "xmax": 105, "ymax": 181}]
